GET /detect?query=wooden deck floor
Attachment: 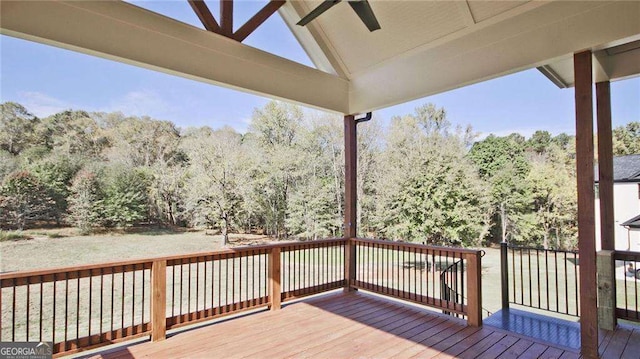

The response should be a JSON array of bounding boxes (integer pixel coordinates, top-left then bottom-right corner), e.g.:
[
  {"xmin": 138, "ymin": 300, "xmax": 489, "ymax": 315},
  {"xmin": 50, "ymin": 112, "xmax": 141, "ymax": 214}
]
[
  {"xmin": 83, "ymin": 292, "xmax": 635, "ymax": 359},
  {"xmin": 598, "ymin": 322, "xmax": 640, "ymax": 359}
]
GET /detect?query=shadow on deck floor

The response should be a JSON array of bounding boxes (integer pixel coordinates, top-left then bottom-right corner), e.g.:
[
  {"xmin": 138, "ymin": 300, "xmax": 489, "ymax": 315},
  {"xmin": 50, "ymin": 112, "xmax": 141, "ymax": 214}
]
[{"xmin": 484, "ymin": 308, "xmax": 581, "ymax": 350}]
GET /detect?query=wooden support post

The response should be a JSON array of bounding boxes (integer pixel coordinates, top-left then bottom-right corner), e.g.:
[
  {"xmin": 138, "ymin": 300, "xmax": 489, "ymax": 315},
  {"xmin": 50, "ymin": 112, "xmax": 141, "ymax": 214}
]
[
  {"xmin": 597, "ymin": 81, "xmax": 615, "ymax": 251},
  {"xmin": 597, "ymin": 250, "xmax": 617, "ymax": 330},
  {"xmin": 466, "ymin": 251, "xmax": 482, "ymax": 327},
  {"xmin": 574, "ymin": 50, "xmax": 599, "ymax": 359},
  {"xmin": 151, "ymin": 260, "xmax": 166, "ymax": 342},
  {"xmin": 500, "ymin": 242, "xmax": 509, "ymax": 310},
  {"xmin": 344, "ymin": 115, "xmax": 357, "ymax": 291},
  {"xmin": 269, "ymin": 247, "xmax": 281, "ymax": 310},
  {"xmin": 597, "ymin": 81, "xmax": 617, "ymax": 332}
]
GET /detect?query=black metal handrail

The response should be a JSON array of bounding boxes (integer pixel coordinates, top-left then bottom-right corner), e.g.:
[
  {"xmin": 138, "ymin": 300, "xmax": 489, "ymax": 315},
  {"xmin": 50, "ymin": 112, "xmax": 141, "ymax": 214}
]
[
  {"xmin": 613, "ymin": 250, "xmax": 640, "ymax": 322},
  {"xmin": 441, "ymin": 250, "xmax": 491, "ymax": 318},
  {"xmin": 501, "ymin": 242, "xmax": 579, "ymax": 317}
]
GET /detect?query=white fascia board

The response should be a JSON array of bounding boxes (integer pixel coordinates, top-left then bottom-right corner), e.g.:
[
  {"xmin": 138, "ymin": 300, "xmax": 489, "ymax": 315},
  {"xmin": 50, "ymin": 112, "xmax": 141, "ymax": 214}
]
[
  {"xmin": 0, "ymin": 0, "xmax": 349, "ymax": 114},
  {"xmin": 349, "ymin": 1, "xmax": 640, "ymax": 113}
]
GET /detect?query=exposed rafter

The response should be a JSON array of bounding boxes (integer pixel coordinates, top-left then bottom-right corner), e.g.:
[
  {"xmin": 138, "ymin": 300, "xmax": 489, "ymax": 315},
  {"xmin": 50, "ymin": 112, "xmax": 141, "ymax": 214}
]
[
  {"xmin": 234, "ymin": 1, "xmax": 286, "ymax": 42},
  {"xmin": 188, "ymin": 0, "xmax": 285, "ymax": 43},
  {"xmin": 187, "ymin": 0, "xmax": 221, "ymax": 33},
  {"xmin": 220, "ymin": 0, "xmax": 233, "ymax": 37}
]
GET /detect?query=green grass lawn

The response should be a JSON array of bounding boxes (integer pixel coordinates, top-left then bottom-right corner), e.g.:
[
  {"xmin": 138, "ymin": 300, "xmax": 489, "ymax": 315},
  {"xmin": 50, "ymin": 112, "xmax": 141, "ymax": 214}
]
[{"xmin": 0, "ymin": 228, "xmax": 274, "ymax": 272}]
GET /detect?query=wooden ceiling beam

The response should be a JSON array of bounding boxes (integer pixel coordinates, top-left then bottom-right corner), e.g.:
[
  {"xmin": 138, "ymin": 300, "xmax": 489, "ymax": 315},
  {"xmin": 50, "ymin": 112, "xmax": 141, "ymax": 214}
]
[
  {"xmin": 233, "ymin": 1, "xmax": 286, "ymax": 42},
  {"xmin": 187, "ymin": 0, "xmax": 221, "ymax": 34},
  {"xmin": 220, "ymin": 0, "xmax": 234, "ymax": 37}
]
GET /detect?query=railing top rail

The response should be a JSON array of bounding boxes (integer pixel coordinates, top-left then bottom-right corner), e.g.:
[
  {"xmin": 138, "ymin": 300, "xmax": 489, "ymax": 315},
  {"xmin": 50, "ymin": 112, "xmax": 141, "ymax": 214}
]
[
  {"xmin": 613, "ymin": 250, "xmax": 640, "ymax": 260},
  {"xmin": 0, "ymin": 237, "xmax": 348, "ymax": 281},
  {"xmin": 352, "ymin": 237, "xmax": 482, "ymax": 255},
  {"xmin": 505, "ymin": 243, "xmax": 579, "ymax": 254}
]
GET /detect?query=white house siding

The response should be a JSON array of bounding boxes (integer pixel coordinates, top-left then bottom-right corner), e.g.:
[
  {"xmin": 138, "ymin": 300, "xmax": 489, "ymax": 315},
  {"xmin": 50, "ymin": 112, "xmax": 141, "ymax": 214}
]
[{"xmin": 596, "ymin": 182, "xmax": 640, "ymax": 251}]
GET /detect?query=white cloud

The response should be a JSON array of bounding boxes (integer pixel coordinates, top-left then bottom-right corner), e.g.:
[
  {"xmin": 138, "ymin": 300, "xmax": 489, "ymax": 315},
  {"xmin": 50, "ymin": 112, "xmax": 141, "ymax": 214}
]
[
  {"xmin": 105, "ymin": 90, "xmax": 173, "ymax": 118},
  {"xmin": 16, "ymin": 91, "xmax": 71, "ymax": 117}
]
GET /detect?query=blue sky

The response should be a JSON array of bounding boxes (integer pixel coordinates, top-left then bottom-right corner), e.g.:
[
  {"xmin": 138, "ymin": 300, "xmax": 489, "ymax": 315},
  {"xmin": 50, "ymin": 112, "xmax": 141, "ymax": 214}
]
[{"xmin": 1, "ymin": 0, "xmax": 638, "ymax": 137}]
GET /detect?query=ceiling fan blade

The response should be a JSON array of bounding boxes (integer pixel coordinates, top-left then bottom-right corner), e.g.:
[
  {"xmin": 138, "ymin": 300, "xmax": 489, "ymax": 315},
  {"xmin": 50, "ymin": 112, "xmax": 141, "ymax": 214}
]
[
  {"xmin": 297, "ymin": 0, "xmax": 342, "ymax": 26},
  {"xmin": 348, "ymin": 0, "xmax": 381, "ymax": 32}
]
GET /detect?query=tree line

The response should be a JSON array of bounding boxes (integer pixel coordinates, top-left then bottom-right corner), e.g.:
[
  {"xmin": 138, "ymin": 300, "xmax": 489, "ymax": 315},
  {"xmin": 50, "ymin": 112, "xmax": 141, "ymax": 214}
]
[{"xmin": 1, "ymin": 101, "xmax": 638, "ymax": 248}]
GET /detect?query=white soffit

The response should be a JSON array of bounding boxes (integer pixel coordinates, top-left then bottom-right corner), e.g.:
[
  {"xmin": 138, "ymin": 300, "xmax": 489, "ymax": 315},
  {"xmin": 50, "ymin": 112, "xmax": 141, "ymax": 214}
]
[
  {"xmin": 540, "ymin": 39, "xmax": 640, "ymax": 88},
  {"xmin": 0, "ymin": 0, "xmax": 350, "ymax": 113}
]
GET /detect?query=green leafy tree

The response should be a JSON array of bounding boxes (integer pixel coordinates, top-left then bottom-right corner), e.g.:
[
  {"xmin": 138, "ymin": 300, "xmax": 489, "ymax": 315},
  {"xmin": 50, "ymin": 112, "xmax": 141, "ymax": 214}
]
[
  {"xmin": 0, "ymin": 149, "xmax": 18, "ymax": 183},
  {"xmin": 375, "ymin": 104, "xmax": 490, "ymax": 246},
  {"xmin": 469, "ymin": 134, "xmax": 531, "ymax": 244},
  {"xmin": 613, "ymin": 122, "xmax": 640, "ymax": 155},
  {"xmin": 0, "ymin": 171, "xmax": 55, "ymax": 229},
  {"xmin": 101, "ymin": 167, "xmax": 149, "ymax": 227},
  {"xmin": 147, "ymin": 162, "xmax": 187, "ymax": 226},
  {"xmin": 286, "ymin": 176, "xmax": 336, "ymax": 240},
  {"xmin": 248, "ymin": 101, "xmax": 304, "ymax": 238},
  {"xmin": 285, "ymin": 115, "xmax": 346, "ymax": 239},
  {"xmin": 182, "ymin": 126, "xmax": 245, "ymax": 244},
  {"xmin": 106, "ymin": 115, "xmax": 182, "ymax": 167},
  {"xmin": 356, "ymin": 119, "xmax": 383, "ymax": 237},
  {"xmin": 0, "ymin": 102, "xmax": 39, "ymax": 155},
  {"xmin": 39, "ymin": 110, "xmax": 109, "ymax": 159},
  {"xmin": 68, "ymin": 170, "xmax": 104, "ymax": 234},
  {"xmin": 517, "ymin": 145, "xmax": 577, "ymax": 248},
  {"xmin": 29, "ymin": 159, "xmax": 80, "ymax": 225},
  {"xmin": 526, "ymin": 130, "xmax": 552, "ymax": 154}
]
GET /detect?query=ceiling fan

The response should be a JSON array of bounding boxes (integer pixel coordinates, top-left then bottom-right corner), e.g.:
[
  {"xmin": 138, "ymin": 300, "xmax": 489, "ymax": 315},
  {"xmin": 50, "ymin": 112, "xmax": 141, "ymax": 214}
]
[{"xmin": 297, "ymin": 0, "xmax": 381, "ymax": 32}]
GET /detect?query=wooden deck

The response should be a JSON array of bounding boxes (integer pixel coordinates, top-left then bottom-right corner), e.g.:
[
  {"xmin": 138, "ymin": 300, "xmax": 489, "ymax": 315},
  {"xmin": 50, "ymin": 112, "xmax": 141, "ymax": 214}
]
[
  {"xmin": 81, "ymin": 291, "xmax": 637, "ymax": 359},
  {"xmin": 598, "ymin": 322, "xmax": 640, "ymax": 359}
]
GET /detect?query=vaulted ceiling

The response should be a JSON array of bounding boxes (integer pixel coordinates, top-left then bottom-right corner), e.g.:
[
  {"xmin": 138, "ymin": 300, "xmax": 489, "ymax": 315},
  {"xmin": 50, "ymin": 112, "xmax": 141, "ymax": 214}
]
[{"xmin": 1, "ymin": 1, "xmax": 639, "ymax": 114}]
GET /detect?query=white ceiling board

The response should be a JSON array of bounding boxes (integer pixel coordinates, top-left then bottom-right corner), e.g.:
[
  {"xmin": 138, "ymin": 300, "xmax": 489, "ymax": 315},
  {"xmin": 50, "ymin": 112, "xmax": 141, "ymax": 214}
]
[
  {"xmin": 349, "ymin": 1, "xmax": 640, "ymax": 113},
  {"xmin": 467, "ymin": 0, "xmax": 530, "ymax": 23},
  {"xmin": 0, "ymin": 0, "xmax": 350, "ymax": 113},
  {"xmin": 296, "ymin": 1, "xmax": 468, "ymax": 77}
]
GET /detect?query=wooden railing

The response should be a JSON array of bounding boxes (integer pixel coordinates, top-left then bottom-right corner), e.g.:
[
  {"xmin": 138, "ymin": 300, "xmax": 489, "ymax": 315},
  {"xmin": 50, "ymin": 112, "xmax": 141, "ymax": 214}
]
[
  {"xmin": 349, "ymin": 238, "xmax": 483, "ymax": 326},
  {"xmin": 613, "ymin": 251, "xmax": 640, "ymax": 322},
  {"xmin": 0, "ymin": 237, "xmax": 482, "ymax": 355},
  {"xmin": 280, "ymin": 240, "xmax": 346, "ymax": 302},
  {"xmin": 0, "ymin": 259, "xmax": 154, "ymax": 354}
]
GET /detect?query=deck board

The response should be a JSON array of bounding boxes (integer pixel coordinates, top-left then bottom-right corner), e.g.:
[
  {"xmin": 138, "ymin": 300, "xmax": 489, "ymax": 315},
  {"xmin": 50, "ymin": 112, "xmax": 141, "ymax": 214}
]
[
  {"xmin": 82, "ymin": 291, "xmax": 637, "ymax": 359},
  {"xmin": 497, "ymin": 338, "xmax": 534, "ymax": 359},
  {"xmin": 620, "ymin": 327, "xmax": 640, "ymax": 359},
  {"xmin": 601, "ymin": 325, "xmax": 632, "ymax": 359},
  {"xmin": 476, "ymin": 335, "xmax": 520, "ymax": 359}
]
